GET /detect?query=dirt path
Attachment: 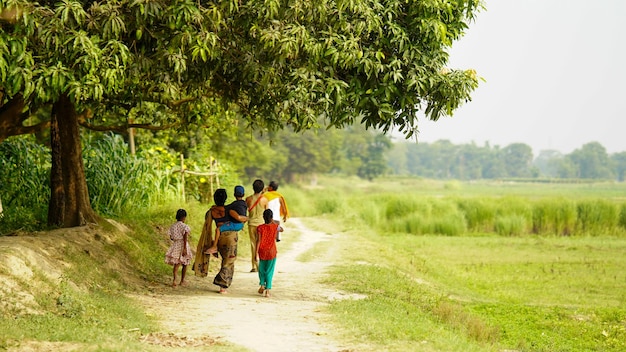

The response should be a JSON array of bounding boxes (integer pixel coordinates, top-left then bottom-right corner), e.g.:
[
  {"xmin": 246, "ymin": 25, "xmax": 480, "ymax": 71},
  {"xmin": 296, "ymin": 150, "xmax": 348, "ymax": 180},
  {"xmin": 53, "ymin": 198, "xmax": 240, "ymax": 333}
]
[{"xmin": 133, "ymin": 218, "xmax": 354, "ymax": 352}]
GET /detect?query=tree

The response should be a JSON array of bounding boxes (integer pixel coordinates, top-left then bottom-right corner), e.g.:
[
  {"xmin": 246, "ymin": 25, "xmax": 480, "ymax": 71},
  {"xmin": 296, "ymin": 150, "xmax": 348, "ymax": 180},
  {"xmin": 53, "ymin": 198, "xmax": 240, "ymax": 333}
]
[
  {"xmin": 386, "ymin": 142, "xmax": 408, "ymax": 175},
  {"xmin": 357, "ymin": 133, "xmax": 391, "ymax": 180},
  {"xmin": 1, "ymin": 0, "xmax": 481, "ymax": 227},
  {"xmin": 501, "ymin": 143, "xmax": 535, "ymax": 178},
  {"xmin": 611, "ymin": 152, "xmax": 626, "ymax": 182},
  {"xmin": 454, "ymin": 142, "xmax": 490, "ymax": 180},
  {"xmin": 279, "ymin": 128, "xmax": 338, "ymax": 182},
  {"xmin": 567, "ymin": 142, "xmax": 614, "ymax": 179},
  {"xmin": 481, "ymin": 144, "xmax": 505, "ymax": 179},
  {"xmin": 555, "ymin": 157, "xmax": 577, "ymax": 179},
  {"xmin": 534, "ymin": 149, "xmax": 562, "ymax": 178}
]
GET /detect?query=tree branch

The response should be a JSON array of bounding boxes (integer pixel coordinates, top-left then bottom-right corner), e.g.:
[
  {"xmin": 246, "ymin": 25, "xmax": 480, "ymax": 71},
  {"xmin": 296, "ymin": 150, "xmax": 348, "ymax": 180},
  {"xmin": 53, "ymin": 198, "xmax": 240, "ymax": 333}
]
[
  {"xmin": 79, "ymin": 119, "xmax": 180, "ymax": 132},
  {"xmin": 0, "ymin": 94, "xmax": 50, "ymax": 142},
  {"xmin": 169, "ymin": 97, "xmax": 196, "ymax": 107}
]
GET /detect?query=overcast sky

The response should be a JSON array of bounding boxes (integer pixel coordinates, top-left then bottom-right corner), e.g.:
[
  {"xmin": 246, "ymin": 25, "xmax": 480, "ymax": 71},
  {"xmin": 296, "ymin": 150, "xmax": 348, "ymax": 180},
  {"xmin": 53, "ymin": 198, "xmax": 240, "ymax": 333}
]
[{"xmin": 412, "ymin": 0, "xmax": 626, "ymax": 155}]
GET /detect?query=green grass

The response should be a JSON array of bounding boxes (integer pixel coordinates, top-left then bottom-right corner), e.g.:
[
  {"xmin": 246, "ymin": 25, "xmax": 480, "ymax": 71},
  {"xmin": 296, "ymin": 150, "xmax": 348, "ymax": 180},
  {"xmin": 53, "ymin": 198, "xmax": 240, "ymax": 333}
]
[
  {"xmin": 0, "ymin": 199, "xmax": 240, "ymax": 351},
  {"xmin": 3, "ymin": 175, "xmax": 626, "ymax": 351},
  {"xmin": 312, "ymin": 218, "xmax": 626, "ymax": 351},
  {"xmin": 1, "ymin": 289, "xmax": 156, "ymax": 351},
  {"xmin": 296, "ymin": 176, "xmax": 626, "ymax": 351},
  {"xmin": 292, "ymin": 175, "xmax": 626, "ymax": 201}
]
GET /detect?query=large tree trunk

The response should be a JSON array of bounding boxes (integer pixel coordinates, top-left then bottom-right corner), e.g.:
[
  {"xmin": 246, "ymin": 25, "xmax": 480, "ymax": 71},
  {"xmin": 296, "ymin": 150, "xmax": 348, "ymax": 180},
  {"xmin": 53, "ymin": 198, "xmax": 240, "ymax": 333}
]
[{"xmin": 47, "ymin": 94, "xmax": 99, "ymax": 227}]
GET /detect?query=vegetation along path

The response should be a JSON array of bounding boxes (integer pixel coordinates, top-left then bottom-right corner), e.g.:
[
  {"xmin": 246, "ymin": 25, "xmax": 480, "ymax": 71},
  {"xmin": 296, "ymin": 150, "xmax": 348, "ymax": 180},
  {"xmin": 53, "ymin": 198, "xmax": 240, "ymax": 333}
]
[{"xmin": 133, "ymin": 218, "xmax": 357, "ymax": 352}]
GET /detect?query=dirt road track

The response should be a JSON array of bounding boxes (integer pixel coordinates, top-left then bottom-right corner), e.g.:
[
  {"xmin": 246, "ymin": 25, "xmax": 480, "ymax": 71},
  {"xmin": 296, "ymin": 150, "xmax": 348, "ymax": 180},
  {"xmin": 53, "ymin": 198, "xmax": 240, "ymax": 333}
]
[{"xmin": 134, "ymin": 218, "xmax": 355, "ymax": 352}]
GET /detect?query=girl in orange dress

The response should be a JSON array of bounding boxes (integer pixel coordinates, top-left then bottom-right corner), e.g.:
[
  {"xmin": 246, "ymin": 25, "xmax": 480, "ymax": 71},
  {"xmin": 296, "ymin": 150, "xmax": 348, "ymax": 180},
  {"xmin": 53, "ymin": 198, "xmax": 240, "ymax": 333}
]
[{"xmin": 255, "ymin": 209, "xmax": 283, "ymax": 297}]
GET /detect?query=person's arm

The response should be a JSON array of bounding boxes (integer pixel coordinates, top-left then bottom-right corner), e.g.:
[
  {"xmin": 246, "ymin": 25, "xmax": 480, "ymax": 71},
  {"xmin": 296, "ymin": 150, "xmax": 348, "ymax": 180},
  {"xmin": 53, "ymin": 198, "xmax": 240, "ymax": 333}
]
[
  {"xmin": 255, "ymin": 228, "xmax": 261, "ymax": 261},
  {"xmin": 279, "ymin": 197, "xmax": 288, "ymax": 222},
  {"xmin": 229, "ymin": 208, "xmax": 248, "ymax": 223},
  {"xmin": 214, "ymin": 227, "xmax": 221, "ymax": 243},
  {"xmin": 182, "ymin": 230, "xmax": 189, "ymax": 257}
]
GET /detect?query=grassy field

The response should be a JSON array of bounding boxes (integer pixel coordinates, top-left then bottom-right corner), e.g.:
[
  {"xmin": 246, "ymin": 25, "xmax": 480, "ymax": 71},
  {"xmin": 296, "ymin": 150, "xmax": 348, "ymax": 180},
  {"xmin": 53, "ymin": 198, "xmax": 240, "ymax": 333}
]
[
  {"xmin": 2, "ymin": 176, "xmax": 625, "ymax": 351},
  {"xmin": 284, "ymin": 176, "xmax": 626, "ymax": 351}
]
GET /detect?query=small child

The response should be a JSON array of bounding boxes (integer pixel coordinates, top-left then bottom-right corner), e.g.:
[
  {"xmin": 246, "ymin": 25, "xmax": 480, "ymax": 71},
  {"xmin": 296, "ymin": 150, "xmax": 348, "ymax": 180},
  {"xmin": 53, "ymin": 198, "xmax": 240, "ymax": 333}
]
[
  {"xmin": 204, "ymin": 185, "xmax": 248, "ymax": 255},
  {"xmin": 165, "ymin": 209, "xmax": 193, "ymax": 287},
  {"xmin": 255, "ymin": 209, "xmax": 283, "ymax": 297}
]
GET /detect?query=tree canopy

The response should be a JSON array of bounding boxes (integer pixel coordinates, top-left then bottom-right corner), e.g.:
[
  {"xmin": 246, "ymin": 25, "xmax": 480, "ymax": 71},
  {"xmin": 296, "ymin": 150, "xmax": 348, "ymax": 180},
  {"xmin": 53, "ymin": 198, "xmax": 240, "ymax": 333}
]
[
  {"xmin": 1, "ymin": 0, "xmax": 481, "ymax": 136},
  {"xmin": 1, "ymin": 0, "xmax": 482, "ymax": 227}
]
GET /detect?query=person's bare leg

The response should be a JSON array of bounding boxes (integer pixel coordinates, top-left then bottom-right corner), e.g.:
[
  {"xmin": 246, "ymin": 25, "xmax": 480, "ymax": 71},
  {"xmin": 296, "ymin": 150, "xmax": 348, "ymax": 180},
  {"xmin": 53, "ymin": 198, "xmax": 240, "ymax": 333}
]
[
  {"xmin": 172, "ymin": 264, "xmax": 179, "ymax": 287},
  {"xmin": 180, "ymin": 264, "xmax": 188, "ymax": 286}
]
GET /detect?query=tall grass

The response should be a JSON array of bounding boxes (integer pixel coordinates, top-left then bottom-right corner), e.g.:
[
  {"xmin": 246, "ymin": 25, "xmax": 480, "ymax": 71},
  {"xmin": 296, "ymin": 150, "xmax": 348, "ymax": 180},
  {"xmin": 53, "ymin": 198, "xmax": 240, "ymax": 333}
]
[
  {"xmin": 576, "ymin": 199, "xmax": 620, "ymax": 235},
  {"xmin": 532, "ymin": 198, "xmax": 577, "ymax": 235},
  {"xmin": 457, "ymin": 198, "xmax": 496, "ymax": 232},
  {"xmin": 0, "ymin": 137, "xmax": 50, "ymax": 232},
  {"xmin": 294, "ymin": 176, "xmax": 626, "ymax": 237},
  {"xmin": 1, "ymin": 134, "xmax": 181, "ymax": 233},
  {"xmin": 84, "ymin": 134, "xmax": 177, "ymax": 217}
]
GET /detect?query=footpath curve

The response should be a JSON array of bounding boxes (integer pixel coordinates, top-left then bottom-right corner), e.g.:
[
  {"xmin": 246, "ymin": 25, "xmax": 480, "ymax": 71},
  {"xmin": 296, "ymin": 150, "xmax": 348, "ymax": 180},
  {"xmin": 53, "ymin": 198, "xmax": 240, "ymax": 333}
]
[{"xmin": 134, "ymin": 218, "xmax": 353, "ymax": 352}]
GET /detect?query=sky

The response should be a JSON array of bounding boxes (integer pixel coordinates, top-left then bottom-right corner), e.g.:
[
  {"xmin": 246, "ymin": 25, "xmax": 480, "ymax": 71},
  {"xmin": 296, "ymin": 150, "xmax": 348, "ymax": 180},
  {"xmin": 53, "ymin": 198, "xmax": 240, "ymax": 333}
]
[{"xmin": 411, "ymin": 0, "xmax": 626, "ymax": 155}]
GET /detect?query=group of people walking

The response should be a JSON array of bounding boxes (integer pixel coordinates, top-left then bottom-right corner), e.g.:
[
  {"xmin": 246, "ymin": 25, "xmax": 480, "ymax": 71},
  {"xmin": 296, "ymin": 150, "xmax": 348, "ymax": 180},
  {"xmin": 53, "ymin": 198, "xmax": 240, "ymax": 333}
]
[{"xmin": 164, "ymin": 179, "xmax": 289, "ymax": 297}]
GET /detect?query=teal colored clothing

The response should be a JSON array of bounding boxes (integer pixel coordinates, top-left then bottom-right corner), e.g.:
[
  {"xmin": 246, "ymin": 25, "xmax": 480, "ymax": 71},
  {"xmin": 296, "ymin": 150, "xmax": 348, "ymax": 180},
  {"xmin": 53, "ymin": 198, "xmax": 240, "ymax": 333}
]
[
  {"xmin": 258, "ymin": 258, "xmax": 277, "ymax": 289},
  {"xmin": 219, "ymin": 221, "xmax": 244, "ymax": 232}
]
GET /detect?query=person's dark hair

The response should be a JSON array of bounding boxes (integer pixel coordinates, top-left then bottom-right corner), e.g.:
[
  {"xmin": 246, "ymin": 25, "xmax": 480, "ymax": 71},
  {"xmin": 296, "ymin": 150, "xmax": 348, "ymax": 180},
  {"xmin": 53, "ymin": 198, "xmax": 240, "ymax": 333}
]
[
  {"xmin": 176, "ymin": 209, "xmax": 187, "ymax": 221},
  {"xmin": 263, "ymin": 209, "xmax": 273, "ymax": 224},
  {"xmin": 269, "ymin": 181, "xmax": 279, "ymax": 191},
  {"xmin": 213, "ymin": 188, "xmax": 227, "ymax": 206},
  {"xmin": 253, "ymin": 179, "xmax": 264, "ymax": 193}
]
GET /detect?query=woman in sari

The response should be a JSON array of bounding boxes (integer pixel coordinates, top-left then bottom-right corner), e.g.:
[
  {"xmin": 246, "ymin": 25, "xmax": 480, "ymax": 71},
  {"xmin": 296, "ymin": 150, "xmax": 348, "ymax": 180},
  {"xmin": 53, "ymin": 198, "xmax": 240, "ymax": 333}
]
[
  {"xmin": 192, "ymin": 189, "xmax": 228, "ymax": 278},
  {"xmin": 213, "ymin": 185, "xmax": 248, "ymax": 294}
]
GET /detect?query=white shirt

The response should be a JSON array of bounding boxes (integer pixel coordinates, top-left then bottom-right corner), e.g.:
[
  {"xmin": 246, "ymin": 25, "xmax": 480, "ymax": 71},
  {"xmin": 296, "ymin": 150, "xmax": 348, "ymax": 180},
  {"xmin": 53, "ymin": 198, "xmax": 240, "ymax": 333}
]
[{"xmin": 267, "ymin": 198, "xmax": 281, "ymax": 222}]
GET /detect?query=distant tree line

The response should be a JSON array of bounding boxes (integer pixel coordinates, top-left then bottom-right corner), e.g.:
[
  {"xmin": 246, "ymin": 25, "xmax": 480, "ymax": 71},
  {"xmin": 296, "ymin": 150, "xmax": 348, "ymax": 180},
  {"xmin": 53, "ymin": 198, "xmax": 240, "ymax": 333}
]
[
  {"xmin": 239, "ymin": 125, "xmax": 392, "ymax": 182},
  {"xmin": 386, "ymin": 140, "xmax": 626, "ymax": 181}
]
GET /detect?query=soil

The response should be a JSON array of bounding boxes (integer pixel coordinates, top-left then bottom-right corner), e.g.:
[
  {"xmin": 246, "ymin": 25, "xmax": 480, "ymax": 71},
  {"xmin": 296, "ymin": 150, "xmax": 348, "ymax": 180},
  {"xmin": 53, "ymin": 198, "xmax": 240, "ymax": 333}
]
[{"xmin": 133, "ymin": 217, "xmax": 358, "ymax": 351}]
